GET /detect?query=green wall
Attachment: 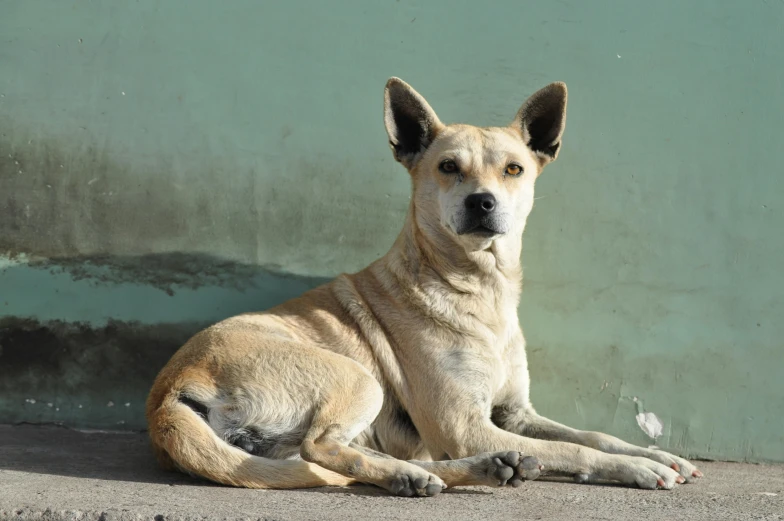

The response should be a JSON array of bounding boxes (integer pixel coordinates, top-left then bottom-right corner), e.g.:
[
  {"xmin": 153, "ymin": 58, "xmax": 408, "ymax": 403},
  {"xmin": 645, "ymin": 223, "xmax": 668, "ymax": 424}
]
[{"xmin": 1, "ymin": 0, "xmax": 782, "ymax": 462}]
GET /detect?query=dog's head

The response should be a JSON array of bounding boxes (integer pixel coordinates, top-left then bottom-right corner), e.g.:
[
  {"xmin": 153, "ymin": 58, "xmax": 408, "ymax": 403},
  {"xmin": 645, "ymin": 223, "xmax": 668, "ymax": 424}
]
[{"xmin": 384, "ymin": 78, "xmax": 567, "ymax": 252}]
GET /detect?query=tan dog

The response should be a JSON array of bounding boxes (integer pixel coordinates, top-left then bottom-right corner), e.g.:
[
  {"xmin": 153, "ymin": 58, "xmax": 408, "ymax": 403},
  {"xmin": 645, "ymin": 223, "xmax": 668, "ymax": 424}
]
[{"xmin": 146, "ymin": 78, "xmax": 703, "ymax": 497}]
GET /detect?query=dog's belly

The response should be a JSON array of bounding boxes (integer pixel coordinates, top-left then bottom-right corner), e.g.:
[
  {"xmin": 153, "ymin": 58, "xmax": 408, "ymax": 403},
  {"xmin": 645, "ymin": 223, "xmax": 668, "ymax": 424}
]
[
  {"xmin": 185, "ymin": 381, "xmax": 430, "ymax": 462},
  {"xmin": 195, "ymin": 387, "xmax": 315, "ymax": 461},
  {"xmin": 353, "ymin": 393, "xmax": 432, "ymax": 461},
  {"xmin": 199, "ymin": 388, "xmax": 430, "ymax": 462}
]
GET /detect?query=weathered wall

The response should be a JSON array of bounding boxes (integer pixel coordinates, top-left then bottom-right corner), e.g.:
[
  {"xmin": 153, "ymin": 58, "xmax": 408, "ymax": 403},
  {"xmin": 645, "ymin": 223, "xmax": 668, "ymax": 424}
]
[{"xmin": 1, "ymin": 0, "xmax": 782, "ymax": 462}]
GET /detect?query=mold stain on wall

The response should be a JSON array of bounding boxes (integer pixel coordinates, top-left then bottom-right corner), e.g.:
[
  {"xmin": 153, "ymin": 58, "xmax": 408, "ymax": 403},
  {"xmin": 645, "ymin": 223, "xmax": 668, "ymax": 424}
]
[
  {"xmin": 0, "ymin": 317, "xmax": 199, "ymax": 430},
  {"xmin": 0, "ymin": 118, "xmax": 408, "ymax": 278}
]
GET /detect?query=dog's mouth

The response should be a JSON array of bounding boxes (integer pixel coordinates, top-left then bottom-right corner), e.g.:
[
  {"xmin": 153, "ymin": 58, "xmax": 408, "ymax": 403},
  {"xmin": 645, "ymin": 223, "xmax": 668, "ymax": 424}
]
[
  {"xmin": 463, "ymin": 225, "xmax": 500, "ymax": 237},
  {"xmin": 456, "ymin": 220, "xmax": 505, "ymax": 237}
]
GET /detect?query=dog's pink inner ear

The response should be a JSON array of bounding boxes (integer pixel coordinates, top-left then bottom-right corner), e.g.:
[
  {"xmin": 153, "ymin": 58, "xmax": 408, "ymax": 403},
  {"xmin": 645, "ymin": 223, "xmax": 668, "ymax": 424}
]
[
  {"xmin": 513, "ymin": 82, "xmax": 567, "ymax": 162},
  {"xmin": 384, "ymin": 78, "xmax": 442, "ymax": 169}
]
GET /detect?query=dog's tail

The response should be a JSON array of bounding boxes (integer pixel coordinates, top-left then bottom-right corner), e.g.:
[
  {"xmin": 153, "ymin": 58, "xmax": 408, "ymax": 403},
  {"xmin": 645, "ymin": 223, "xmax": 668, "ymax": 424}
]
[{"xmin": 146, "ymin": 385, "xmax": 353, "ymax": 489}]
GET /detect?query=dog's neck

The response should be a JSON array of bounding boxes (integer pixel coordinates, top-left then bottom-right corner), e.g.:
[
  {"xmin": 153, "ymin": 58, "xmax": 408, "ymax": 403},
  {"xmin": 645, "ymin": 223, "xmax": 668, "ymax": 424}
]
[{"xmin": 385, "ymin": 202, "xmax": 524, "ymax": 301}]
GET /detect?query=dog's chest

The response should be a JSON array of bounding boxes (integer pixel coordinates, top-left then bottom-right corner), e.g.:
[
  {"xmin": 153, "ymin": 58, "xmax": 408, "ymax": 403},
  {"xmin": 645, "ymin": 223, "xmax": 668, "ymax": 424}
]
[{"xmin": 435, "ymin": 289, "xmax": 520, "ymax": 386}]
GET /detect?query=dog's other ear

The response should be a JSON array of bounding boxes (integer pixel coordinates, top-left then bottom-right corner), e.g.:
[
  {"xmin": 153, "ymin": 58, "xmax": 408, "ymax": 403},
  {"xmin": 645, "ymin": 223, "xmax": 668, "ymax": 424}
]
[
  {"xmin": 512, "ymin": 82, "xmax": 567, "ymax": 166},
  {"xmin": 384, "ymin": 77, "xmax": 443, "ymax": 169}
]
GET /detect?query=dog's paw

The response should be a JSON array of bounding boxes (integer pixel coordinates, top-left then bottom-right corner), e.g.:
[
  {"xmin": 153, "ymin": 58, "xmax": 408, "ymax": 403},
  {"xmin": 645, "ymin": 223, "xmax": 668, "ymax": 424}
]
[
  {"xmin": 577, "ymin": 455, "xmax": 682, "ymax": 490},
  {"xmin": 482, "ymin": 451, "xmax": 543, "ymax": 487},
  {"xmin": 385, "ymin": 466, "xmax": 446, "ymax": 497},
  {"xmin": 640, "ymin": 448, "xmax": 703, "ymax": 483}
]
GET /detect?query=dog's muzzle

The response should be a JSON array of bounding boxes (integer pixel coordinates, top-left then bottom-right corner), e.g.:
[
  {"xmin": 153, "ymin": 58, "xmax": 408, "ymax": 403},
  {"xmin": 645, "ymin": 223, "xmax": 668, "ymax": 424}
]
[{"xmin": 456, "ymin": 193, "xmax": 507, "ymax": 236}]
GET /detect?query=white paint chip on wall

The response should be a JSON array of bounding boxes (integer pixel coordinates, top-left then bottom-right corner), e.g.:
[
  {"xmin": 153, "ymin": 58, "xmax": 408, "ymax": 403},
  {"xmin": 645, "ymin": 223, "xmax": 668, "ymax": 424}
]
[{"xmin": 635, "ymin": 411, "xmax": 664, "ymax": 439}]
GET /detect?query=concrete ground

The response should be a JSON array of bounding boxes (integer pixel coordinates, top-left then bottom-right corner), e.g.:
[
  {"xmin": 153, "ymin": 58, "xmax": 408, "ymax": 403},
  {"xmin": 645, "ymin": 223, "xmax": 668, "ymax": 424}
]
[{"xmin": 0, "ymin": 425, "xmax": 781, "ymax": 521}]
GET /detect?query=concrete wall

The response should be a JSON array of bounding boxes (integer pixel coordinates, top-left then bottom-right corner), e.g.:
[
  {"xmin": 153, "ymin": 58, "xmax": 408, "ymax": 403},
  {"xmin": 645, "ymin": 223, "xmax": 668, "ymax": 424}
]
[{"xmin": 1, "ymin": 0, "xmax": 782, "ymax": 462}]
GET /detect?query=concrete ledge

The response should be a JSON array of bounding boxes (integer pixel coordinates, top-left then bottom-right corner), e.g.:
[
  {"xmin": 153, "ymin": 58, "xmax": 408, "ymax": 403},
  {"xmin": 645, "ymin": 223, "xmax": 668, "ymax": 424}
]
[{"xmin": 0, "ymin": 425, "xmax": 781, "ymax": 521}]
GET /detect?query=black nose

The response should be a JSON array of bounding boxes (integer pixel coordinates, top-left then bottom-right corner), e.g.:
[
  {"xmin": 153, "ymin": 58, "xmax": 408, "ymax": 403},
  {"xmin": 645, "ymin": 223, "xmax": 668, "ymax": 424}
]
[{"xmin": 464, "ymin": 193, "xmax": 496, "ymax": 216}]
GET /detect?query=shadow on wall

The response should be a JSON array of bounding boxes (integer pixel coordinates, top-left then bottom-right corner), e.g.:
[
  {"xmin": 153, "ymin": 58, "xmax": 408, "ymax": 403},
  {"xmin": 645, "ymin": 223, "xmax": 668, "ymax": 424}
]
[{"xmin": 0, "ymin": 252, "xmax": 332, "ymax": 431}]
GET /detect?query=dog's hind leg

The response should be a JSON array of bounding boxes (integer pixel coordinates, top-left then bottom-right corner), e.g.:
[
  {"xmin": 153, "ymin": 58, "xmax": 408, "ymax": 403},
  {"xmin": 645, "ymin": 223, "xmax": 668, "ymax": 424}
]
[
  {"xmin": 147, "ymin": 386, "xmax": 353, "ymax": 489},
  {"xmin": 299, "ymin": 371, "xmax": 447, "ymax": 497}
]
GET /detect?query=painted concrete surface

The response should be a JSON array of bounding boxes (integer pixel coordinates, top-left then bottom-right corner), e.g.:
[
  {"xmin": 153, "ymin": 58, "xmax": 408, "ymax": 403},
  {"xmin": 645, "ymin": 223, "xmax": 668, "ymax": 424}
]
[
  {"xmin": 1, "ymin": 0, "xmax": 783, "ymax": 462},
  {"xmin": 0, "ymin": 425, "xmax": 782, "ymax": 521}
]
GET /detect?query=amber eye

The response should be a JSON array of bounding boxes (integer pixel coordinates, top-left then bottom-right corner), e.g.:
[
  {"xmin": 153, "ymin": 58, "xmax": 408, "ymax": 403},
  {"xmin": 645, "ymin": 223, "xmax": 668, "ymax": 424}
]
[
  {"xmin": 505, "ymin": 163, "xmax": 523, "ymax": 176},
  {"xmin": 439, "ymin": 159, "xmax": 459, "ymax": 174}
]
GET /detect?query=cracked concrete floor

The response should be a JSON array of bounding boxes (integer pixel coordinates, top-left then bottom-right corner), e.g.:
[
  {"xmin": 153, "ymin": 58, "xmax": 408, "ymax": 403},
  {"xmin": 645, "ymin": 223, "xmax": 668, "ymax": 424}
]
[{"xmin": 0, "ymin": 425, "xmax": 782, "ymax": 521}]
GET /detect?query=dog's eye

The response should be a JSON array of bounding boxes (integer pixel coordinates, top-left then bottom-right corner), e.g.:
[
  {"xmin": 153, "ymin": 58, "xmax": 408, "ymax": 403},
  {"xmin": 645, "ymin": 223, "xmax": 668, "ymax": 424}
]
[
  {"xmin": 505, "ymin": 164, "xmax": 523, "ymax": 176},
  {"xmin": 439, "ymin": 159, "xmax": 459, "ymax": 174}
]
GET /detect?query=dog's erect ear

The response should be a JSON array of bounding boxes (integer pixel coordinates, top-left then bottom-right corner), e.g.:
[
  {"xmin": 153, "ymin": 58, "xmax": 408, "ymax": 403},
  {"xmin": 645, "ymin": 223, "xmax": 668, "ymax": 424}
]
[
  {"xmin": 512, "ymin": 82, "xmax": 567, "ymax": 166},
  {"xmin": 384, "ymin": 77, "xmax": 443, "ymax": 169}
]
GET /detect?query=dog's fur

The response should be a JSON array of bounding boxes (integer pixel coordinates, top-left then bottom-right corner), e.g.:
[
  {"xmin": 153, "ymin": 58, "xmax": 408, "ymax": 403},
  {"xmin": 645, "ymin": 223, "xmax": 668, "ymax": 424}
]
[{"xmin": 146, "ymin": 78, "xmax": 702, "ymax": 496}]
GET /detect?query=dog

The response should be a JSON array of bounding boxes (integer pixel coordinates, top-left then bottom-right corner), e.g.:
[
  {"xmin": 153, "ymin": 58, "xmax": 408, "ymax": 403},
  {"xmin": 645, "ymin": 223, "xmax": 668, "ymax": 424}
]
[{"xmin": 146, "ymin": 78, "xmax": 703, "ymax": 497}]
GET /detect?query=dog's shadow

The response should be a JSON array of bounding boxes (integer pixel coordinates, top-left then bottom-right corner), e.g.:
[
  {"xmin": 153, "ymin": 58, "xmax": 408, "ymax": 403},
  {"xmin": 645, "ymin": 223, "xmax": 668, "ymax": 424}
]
[
  {"xmin": 0, "ymin": 424, "xmax": 638, "ymax": 497},
  {"xmin": 0, "ymin": 424, "xmax": 196, "ymax": 486},
  {"xmin": 297, "ymin": 485, "xmax": 494, "ymax": 497}
]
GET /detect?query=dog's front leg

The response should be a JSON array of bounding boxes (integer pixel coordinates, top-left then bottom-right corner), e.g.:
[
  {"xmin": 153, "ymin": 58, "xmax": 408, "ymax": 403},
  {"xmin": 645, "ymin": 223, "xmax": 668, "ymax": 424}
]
[
  {"xmin": 432, "ymin": 410, "xmax": 685, "ymax": 489},
  {"xmin": 492, "ymin": 402, "xmax": 703, "ymax": 483},
  {"xmin": 405, "ymin": 352, "xmax": 683, "ymax": 490}
]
